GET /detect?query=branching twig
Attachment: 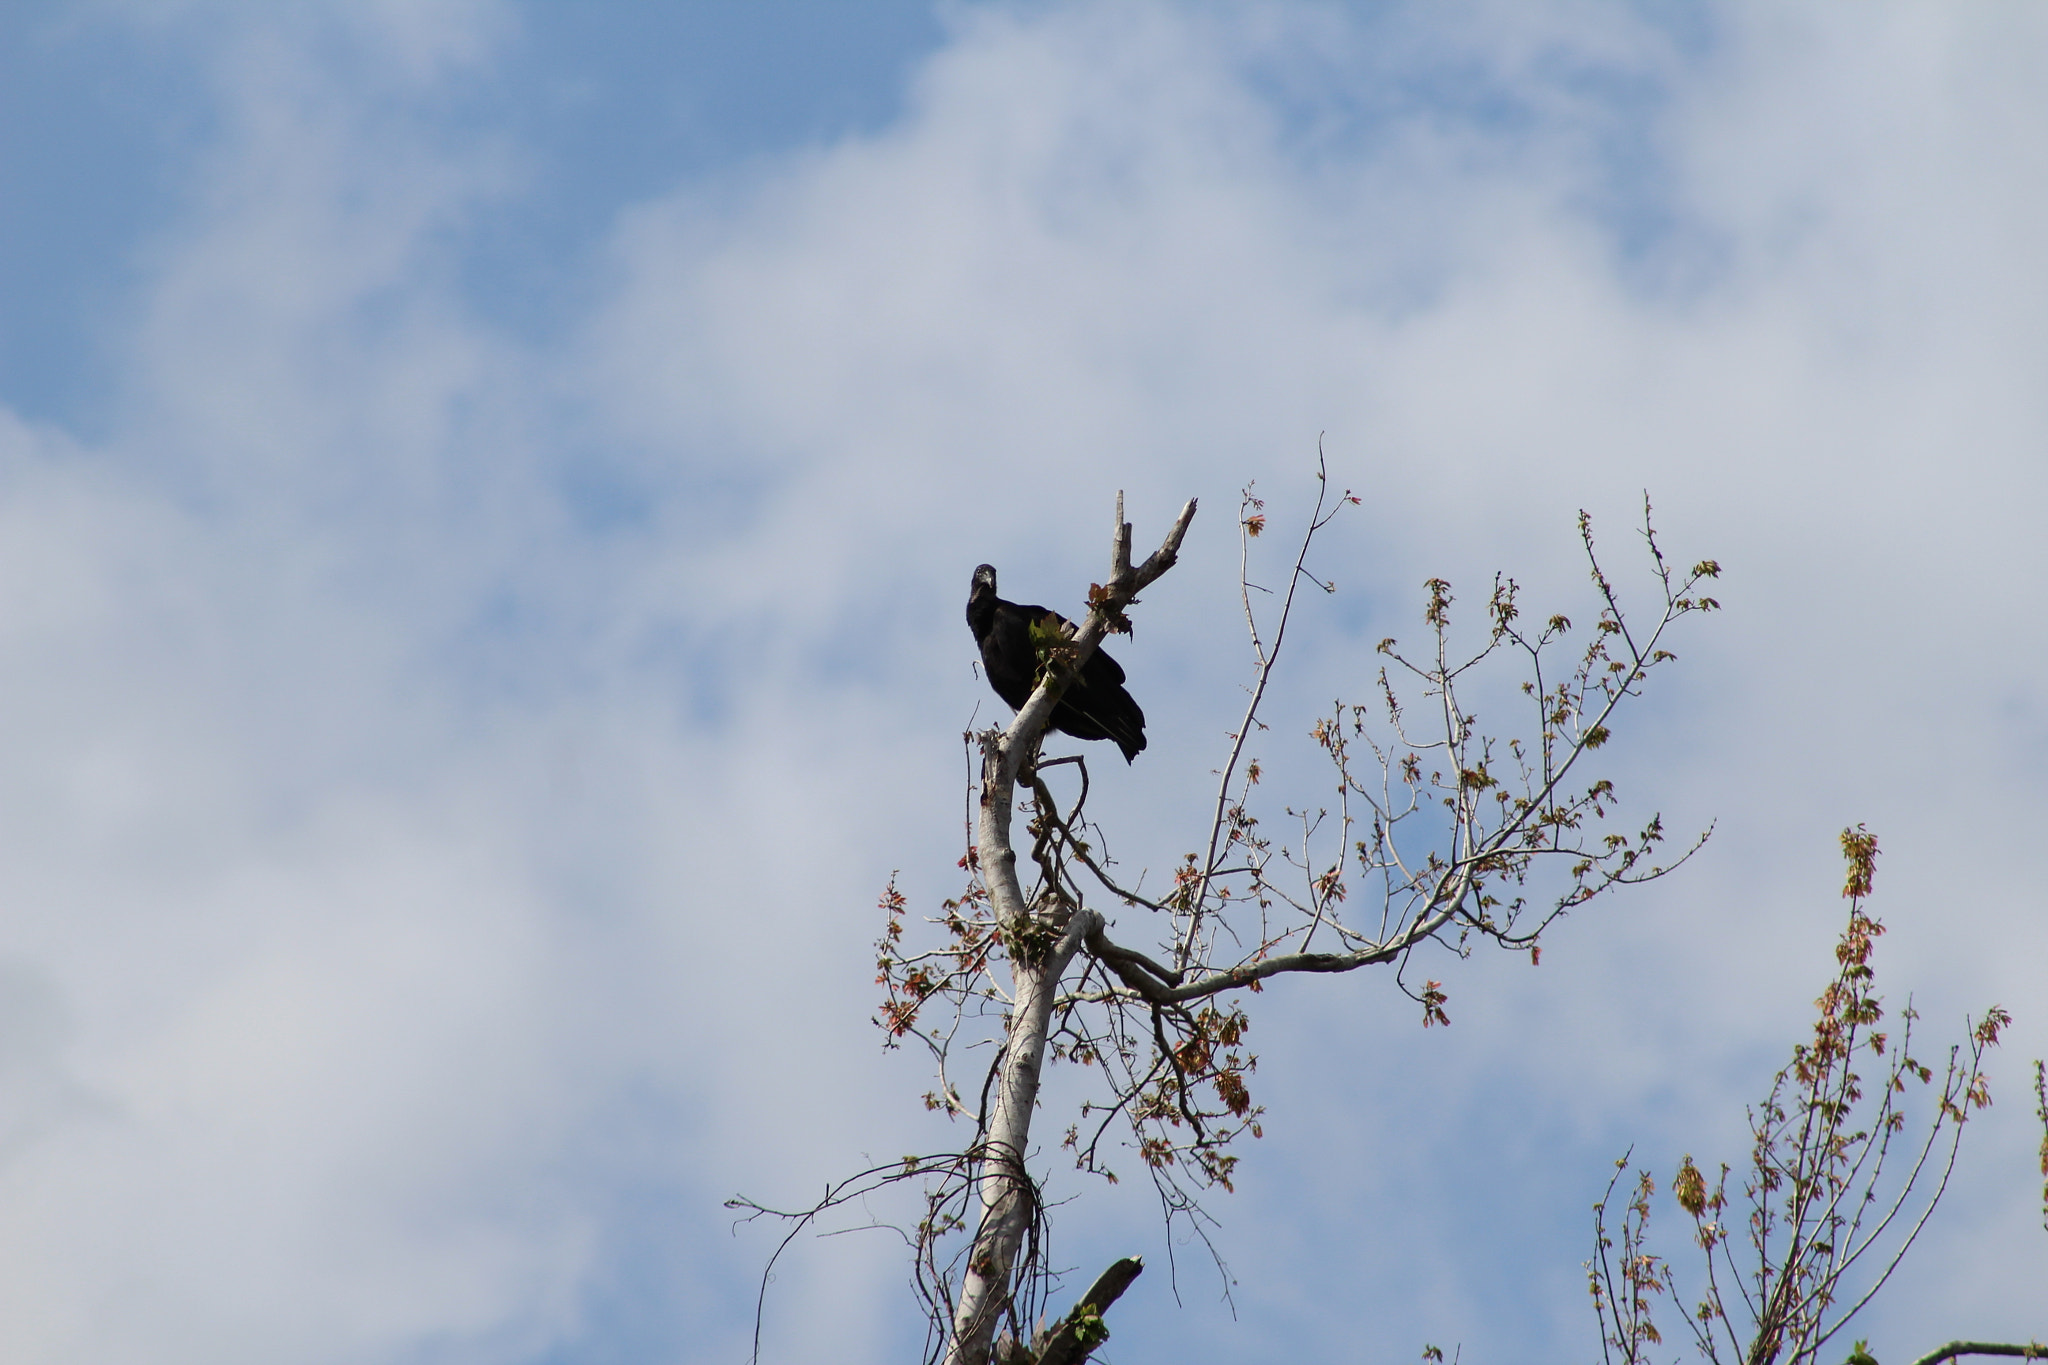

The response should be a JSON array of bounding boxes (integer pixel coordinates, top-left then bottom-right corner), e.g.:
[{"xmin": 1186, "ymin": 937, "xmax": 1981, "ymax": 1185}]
[
  {"xmin": 808, "ymin": 477, "xmax": 1721, "ymax": 1363},
  {"xmin": 1609, "ymin": 827, "xmax": 2017, "ymax": 1365}
]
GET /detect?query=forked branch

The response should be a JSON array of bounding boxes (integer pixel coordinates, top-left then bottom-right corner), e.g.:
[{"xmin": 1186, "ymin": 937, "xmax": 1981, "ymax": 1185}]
[{"xmin": 851, "ymin": 478, "xmax": 1721, "ymax": 1365}]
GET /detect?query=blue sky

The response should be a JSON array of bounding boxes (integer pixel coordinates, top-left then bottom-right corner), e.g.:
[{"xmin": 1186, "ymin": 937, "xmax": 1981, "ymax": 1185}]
[
  {"xmin": 0, "ymin": 3, "xmax": 949, "ymax": 427},
  {"xmin": 1, "ymin": 3, "xmax": 2044, "ymax": 1362}
]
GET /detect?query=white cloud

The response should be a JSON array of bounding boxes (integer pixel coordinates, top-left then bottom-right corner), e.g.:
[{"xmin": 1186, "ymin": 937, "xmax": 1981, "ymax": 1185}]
[
  {"xmin": 2, "ymin": 1, "xmax": 2045, "ymax": 1361},
  {"xmin": 584, "ymin": 1, "xmax": 2048, "ymax": 1355}
]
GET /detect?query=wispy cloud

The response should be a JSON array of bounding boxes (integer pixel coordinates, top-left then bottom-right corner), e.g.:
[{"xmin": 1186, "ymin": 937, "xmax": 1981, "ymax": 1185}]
[{"xmin": 0, "ymin": 2, "xmax": 2042, "ymax": 1361}]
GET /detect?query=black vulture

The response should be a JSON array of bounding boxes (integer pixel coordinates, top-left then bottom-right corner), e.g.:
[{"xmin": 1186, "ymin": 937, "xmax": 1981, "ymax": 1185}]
[{"xmin": 966, "ymin": 564, "xmax": 1147, "ymax": 763}]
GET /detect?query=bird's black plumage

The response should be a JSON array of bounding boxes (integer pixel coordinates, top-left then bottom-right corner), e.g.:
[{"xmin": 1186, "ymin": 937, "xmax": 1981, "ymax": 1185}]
[{"xmin": 966, "ymin": 564, "xmax": 1147, "ymax": 763}]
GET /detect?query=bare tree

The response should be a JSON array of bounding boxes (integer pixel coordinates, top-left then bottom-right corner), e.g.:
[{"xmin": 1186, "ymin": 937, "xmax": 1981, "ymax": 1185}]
[
  {"xmin": 1589, "ymin": 827, "xmax": 2033, "ymax": 1365},
  {"xmin": 740, "ymin": 471, "xmax": 1722, "ymax": 1364}
]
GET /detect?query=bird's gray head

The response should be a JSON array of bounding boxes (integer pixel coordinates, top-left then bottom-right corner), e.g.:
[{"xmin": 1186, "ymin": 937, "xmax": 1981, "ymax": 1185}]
[{"xmin": 970, "ymin": 564, "xmax": 998, "ymax": 597}]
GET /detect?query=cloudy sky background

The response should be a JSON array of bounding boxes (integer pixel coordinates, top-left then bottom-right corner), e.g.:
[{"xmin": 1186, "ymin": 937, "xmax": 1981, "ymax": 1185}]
[{"xmin": 1, "ymin": 2, "xmax": 2044, "ymax": 1361}]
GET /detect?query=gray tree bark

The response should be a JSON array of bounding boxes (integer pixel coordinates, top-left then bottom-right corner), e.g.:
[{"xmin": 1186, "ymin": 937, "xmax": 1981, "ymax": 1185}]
[{"xmin": 942, "ymin": 497, "xmax": 1195, "ymax": 1365}]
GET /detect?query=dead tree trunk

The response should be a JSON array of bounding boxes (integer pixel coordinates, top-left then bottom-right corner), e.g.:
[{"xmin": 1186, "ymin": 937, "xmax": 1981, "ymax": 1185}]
[{"xmin": 942, "ymin": 496, "xmax": 1195, "ymax": 1365}]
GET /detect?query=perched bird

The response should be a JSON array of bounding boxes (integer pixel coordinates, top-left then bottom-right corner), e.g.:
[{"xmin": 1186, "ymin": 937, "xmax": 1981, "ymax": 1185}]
[{"xmin": 966, "ymin": 563, "xmax": 1147, "ymax": 763}]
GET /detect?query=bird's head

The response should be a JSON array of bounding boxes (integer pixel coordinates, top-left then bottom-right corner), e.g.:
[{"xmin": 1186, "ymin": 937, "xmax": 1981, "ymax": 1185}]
[{"xmin": 970, "ymin": 564, "xmax": 998, "ymax": 599}]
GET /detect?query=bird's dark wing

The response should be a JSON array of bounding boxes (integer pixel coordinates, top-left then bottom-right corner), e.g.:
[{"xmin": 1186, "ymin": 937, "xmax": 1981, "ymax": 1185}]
[
  {"xmin": 1053, "ymin": 651, "xmax": 1147, "ymax": 762},
  {"xmin": 1080, "ymin": 643, "xmax": 1126, "ymax": 686}
]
